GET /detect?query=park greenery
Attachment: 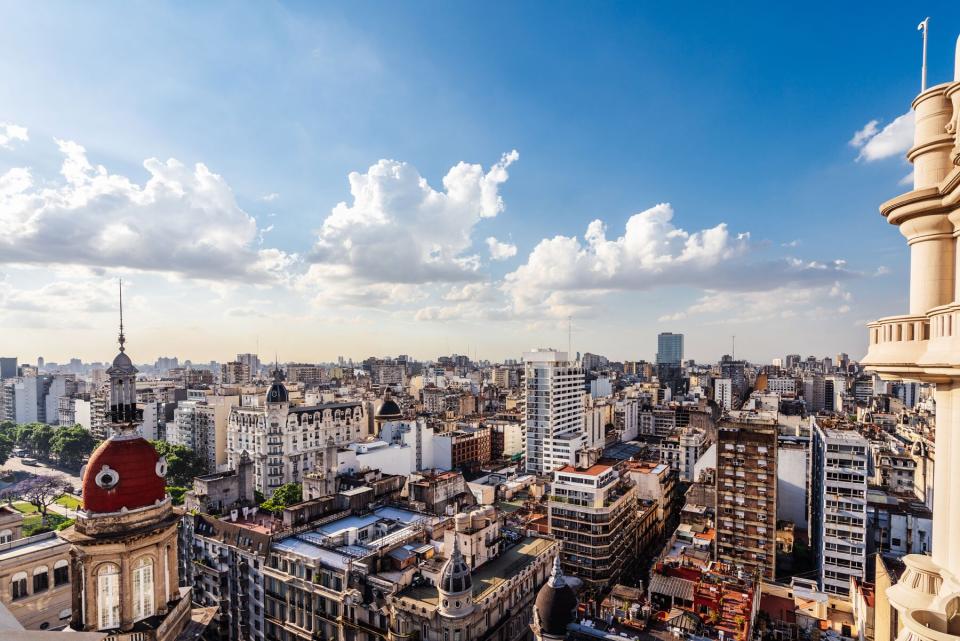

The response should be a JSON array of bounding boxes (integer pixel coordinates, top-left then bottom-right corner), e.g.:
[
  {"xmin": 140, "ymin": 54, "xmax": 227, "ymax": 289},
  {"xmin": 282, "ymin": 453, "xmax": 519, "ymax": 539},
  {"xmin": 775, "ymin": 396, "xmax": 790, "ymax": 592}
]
[{"xmin": 0, "ymin": 421, "xmax": 98, "ymax": 470}]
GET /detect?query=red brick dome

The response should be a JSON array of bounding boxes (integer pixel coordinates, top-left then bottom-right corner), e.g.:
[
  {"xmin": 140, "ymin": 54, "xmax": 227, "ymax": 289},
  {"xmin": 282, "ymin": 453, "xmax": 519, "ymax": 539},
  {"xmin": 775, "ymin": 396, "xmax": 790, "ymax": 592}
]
[{"xmin": 81, "ymin": 435, "xmax": 167, "ymax": 514}]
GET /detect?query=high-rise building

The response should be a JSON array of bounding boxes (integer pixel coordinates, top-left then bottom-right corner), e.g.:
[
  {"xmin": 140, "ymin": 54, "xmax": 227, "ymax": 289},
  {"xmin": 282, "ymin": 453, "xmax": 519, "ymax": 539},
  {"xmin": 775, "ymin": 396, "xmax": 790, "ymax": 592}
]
[
  {"xmin": 859, "ymin": 44, "xmax": 960, "ymax": 641},
  {"xmin": 810, "ymin": 421, "xmax": 868, "ymax": 595},
  {"xmin": 220, "ymin": 360, "xmax": 251, "ymax": 385},
  {"xmin": 656, "ymin": 333, "xmax": 684, "ymax": 394},
  {"xmin": 236, "ymin": 352, "xmax": 261, "ymax": 378},
  {"xmin": 715, "ymin": 378, "xmax": 733, "ymax": 410},
  {"xmin": 523, "ymin": 350, "xmax": 584, "ymax": 475},
  {"xmin": 0, "ymin": 357, "xmax": 16, "ymax": 380},
  {"xmin": 547, "ymin": 461, "xmax": 639, "ymax": 593},
  {"xmin": 656, "ymin": 332, "xmax": 684, "ymax": 365},
  {"xmin": 715, "ymin": 417, "xmax": 778, "ymax": 580}
]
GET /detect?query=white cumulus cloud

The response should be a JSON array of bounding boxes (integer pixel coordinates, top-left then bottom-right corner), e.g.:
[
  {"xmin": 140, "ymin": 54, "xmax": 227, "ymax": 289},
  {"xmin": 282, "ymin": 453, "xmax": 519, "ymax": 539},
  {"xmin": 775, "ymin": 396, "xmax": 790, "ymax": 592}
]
[
  {"xmin": 485, "ymin": 236, "xmax": 518, "ymax": 261},
  {"xmin": 308, "ymin": 150, "xmax": 519, "ymax": 285},
  {"xmin": 503, "ymin": 203, "xmax": 750, "ymax": 316},
  {"xmin": 0, "ymin": 137, "xmax": 291, "ymax": 282},
  {"xmin": 0, "ymin": 123, "xmax": 28, "ymax": 149},
  {"xmin": 850, "ymin": 112, "xmax": 914, "ymax": 162}
]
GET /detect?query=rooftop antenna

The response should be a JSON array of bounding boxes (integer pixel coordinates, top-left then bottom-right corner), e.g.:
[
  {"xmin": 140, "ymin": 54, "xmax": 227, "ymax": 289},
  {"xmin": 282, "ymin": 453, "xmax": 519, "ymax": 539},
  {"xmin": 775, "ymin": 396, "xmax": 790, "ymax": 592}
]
[
  {"xmin": 918, "ymin": 17, "xmax": 930, "ymax": 91},
  {"xmin": 568, "ymin": 315, "xmax": 572, "ymax": 358},
  {"xmin": 732, "ymin": 335, "xmax": 735, "ymax": 360},
  {"xmin": 118, "ymin": 278, "xmax": 126, "ymax": 353}
]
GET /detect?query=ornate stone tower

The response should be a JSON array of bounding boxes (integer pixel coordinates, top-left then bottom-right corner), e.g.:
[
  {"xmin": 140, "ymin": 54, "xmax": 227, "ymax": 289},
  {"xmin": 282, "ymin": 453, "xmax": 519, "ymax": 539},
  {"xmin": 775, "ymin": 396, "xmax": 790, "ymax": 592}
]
[
  {"xmin": 862, "ymin": 31, "xmax": 960, "ymax": 641},
  {"xmin": 60, "ymin": 283, "xmax": 192, "ymax": 640},
  {"xmin": 437, "ymin": 538, "xmax": 475, "ymax": 619}
]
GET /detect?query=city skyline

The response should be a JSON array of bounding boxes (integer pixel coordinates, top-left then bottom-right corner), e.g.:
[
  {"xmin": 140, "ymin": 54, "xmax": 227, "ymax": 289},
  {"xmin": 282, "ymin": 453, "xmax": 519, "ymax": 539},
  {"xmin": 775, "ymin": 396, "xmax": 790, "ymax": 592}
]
[{"xmin": 4, "ymin": 4, "xmax": 960, "ymax": 363}]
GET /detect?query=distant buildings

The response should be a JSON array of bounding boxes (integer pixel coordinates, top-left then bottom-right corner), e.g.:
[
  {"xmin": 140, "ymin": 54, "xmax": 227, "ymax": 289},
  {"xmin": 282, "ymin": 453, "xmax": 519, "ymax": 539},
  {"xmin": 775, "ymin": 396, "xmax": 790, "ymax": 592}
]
[{"xmin": 227, "ymin": 372, "xmax": 367, "ymax": 496}]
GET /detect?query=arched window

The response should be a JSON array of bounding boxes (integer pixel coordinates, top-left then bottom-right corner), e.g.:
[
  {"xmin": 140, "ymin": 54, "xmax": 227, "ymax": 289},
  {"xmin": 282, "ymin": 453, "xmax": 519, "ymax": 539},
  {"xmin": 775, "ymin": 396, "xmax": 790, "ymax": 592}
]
[
  {"xmin": 10, "ymin": 572, "xmax": 27, "ymax": 600},
  {"xmin": 54, "ymin": 560, "xmax": 69, "ymax": 586},
  {"xmin": 0, "ymin": 529, "xmax": 12, "ymax": 544},
  {"xmin": 32, "ymin": 565, "xmax": 49, "ymax": 592},
  {"xmin": 132, "ymin": 557, "xmax": 155, "ymax": 622},
  {"xmin": 97, "ymin": 564, "xmax": 120, "ymax": 630}
]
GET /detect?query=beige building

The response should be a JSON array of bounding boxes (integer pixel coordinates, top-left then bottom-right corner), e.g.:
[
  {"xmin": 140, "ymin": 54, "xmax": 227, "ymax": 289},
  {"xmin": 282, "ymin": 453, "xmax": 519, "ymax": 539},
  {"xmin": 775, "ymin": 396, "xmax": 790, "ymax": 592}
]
[
  {"xmin": 861, "ymin": 32, "xmax": 960, "ymax": 641},
  {"xmin": 0, "ymin": 529, "xmax": 72, "ymax": 631}
]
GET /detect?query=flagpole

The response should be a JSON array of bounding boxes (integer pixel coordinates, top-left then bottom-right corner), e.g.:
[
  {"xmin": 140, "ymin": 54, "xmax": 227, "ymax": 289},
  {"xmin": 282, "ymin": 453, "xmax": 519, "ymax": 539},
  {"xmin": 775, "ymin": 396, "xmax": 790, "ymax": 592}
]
[{"xmin": 918, "ymin": 17, "xmax": 929, "ymax": 92}]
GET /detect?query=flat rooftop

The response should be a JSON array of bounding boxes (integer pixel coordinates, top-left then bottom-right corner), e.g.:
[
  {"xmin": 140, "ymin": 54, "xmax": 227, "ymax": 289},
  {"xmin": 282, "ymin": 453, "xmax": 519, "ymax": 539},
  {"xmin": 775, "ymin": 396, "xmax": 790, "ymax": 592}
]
[
  {"xmin": 0, "ymin": 532, "xmax": 67, "ymax": 562},
  {"xmin": 556, "ymin": 463, "xmax": 611, "ymax": 476},
  {"xmin": 398, "ymin": 536, "xmax": 554, "ymax": 606}
]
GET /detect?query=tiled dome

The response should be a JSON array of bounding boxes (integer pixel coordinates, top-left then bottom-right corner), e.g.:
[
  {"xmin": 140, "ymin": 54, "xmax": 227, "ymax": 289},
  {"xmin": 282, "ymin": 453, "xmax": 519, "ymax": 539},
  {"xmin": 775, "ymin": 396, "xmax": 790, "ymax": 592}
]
[{"xmin": 82, "ymin": 435, "xmax": 166, "ymax": 514}]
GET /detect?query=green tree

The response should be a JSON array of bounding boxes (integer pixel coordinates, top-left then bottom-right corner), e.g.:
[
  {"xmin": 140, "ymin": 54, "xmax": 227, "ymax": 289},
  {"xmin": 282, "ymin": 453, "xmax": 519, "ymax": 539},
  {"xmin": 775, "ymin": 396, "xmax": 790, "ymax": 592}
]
[
  {"xmin": 260, "ymin": 483, "xmax": 302, "ymax": 514},
  {"xmin": 27, "ymin": 424, "xmax": 55, "ymax": 460},
  {"xmin": 50, "ymin": 425, "xmax": 97, "ymax": 469},
  {"xmin": 150, "ymin": 441, "xmax": 207, "ymax": 486},
  {"xmin": 166, "ymin": 486, "xmax": 189, "ymax": 506}
]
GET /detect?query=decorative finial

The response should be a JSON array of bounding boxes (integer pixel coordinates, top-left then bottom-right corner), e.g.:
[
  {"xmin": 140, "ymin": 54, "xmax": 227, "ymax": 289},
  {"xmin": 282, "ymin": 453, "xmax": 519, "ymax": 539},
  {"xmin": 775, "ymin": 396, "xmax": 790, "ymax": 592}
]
[
  {"xmin": 118, "ymin": 278, "xmax": 126, "ymax": 352},
  {"xmin": 918, "ymin": 17, "xmax": 930, "ymax": 91},
  {"xmin": 548, "ymin": 554, "xmax": 566, "ymax": 588}
]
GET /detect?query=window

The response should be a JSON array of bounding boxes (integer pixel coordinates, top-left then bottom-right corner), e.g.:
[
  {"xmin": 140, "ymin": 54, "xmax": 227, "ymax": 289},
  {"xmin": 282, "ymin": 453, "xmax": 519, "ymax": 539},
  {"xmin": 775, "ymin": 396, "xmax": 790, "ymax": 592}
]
[
  {"xmin": 0, "ymin": 529, "xmax": 12, "ymax": 544},
  {"xmin": 33, "ymin": 566, "xmax": 49, "ymax": 592},
  {"xmin": 97, "ymin": 564, "xmax": 120, "ymax": 630},
  {"xmin": 132, "ymin": 557, "xmax": 155, "ymax": 622},
  {"xmin": 54, "ymin": 560, "xmax": 69, "ymax": 586},
  {"xmin": 11, "ymin": 572, "xmax": 27, "ymax": 600}
]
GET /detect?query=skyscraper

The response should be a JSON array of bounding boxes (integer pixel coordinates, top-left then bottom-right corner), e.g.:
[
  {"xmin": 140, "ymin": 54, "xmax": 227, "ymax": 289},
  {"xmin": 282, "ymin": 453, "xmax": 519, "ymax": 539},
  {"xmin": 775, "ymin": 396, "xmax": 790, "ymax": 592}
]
[
  {"xmin": 523, "ymin": 350, "xmax": 584, "ymax": 475},
  {"xmin": 656, "ymin": 332, "xmax": 684, "ymax": 394},
  {"xmin": 0, "ymin": 357, "xmax": 16, "ymax": 380},
  {"xmin": 656, "ymin": 332, "xmax": 684, "ymax": 365}
]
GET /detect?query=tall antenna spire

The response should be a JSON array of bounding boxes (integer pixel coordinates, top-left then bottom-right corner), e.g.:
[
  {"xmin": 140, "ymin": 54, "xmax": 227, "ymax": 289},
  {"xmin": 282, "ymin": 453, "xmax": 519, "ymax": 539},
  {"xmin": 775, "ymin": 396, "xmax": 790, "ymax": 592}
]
[
  {"xmin": 568, "ymin": 315, "xmax": 572, "ymax": 358},
  {"xmin": 918, "ymin": 17, "xmax": 930, "ymax": 91},
  {"xmin": 118, "ymin": 278, "xmax": 126, "ymax": 353}
]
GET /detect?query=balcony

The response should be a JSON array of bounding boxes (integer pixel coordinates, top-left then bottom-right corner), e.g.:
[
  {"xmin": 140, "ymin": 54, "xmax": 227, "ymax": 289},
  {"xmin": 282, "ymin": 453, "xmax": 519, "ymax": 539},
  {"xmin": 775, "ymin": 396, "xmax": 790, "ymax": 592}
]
[
  {"xmin": 864, "ymin": 305, "xmax": 960, "ymax": 381},
  {"xmin": 863, "ymin": 315, "xmax": 930, "ymax": 376}
]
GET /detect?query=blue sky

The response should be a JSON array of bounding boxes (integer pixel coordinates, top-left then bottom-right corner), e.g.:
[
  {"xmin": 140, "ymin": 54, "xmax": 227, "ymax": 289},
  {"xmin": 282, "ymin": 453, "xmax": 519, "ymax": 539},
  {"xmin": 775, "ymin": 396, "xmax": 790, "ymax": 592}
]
[{"xmin": 2, "ymin": 1, "xmax": 959, "ymax": 364}]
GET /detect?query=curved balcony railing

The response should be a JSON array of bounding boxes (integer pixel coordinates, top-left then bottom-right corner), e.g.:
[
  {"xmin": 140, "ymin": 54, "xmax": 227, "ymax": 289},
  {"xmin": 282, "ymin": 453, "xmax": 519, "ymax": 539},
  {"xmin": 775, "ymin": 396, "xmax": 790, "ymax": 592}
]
[{"xmin": 863, "ymin": 315, "xmax": 931, "ymax": 373}]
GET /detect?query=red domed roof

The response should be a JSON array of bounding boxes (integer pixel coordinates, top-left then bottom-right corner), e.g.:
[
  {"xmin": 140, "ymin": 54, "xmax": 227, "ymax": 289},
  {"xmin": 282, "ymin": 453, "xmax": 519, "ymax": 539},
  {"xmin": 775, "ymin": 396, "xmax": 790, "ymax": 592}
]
[{"xmin": 82, "ymin": 435, "xmax": 167, "ymax": 514}]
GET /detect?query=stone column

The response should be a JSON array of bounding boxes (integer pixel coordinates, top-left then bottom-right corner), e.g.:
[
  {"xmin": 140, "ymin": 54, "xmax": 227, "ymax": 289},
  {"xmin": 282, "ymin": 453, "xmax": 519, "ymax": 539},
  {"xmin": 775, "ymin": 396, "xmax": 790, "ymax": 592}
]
[
  {"xmin": 933, "ymin": 384, "xmax": 954, "ymax": 569},
  {"xmin": 901, "ymin": 214, "xmax": 955, "ymax": 315},
  {"xmin": 910, "ymin": 86, "xmax": 954, "ymax": 190},
  {"xmin": 948, "ymin": 383, "xmax": 960, "ymax": 577}
]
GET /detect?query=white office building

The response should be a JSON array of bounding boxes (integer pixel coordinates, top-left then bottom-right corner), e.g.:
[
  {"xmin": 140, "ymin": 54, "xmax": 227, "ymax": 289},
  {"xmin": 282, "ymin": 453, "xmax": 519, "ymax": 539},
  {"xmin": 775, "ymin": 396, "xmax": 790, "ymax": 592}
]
[
  {"xmin": 715, "ymin": 378, "xmax": 733, "ymax": 411},
  {"xmin": 523, "ymin": 350, "xmax": 585, "ymax": 475},
  {"xmin": 810, "ymin": 422, "xmax": 868, "ymax": 595}
]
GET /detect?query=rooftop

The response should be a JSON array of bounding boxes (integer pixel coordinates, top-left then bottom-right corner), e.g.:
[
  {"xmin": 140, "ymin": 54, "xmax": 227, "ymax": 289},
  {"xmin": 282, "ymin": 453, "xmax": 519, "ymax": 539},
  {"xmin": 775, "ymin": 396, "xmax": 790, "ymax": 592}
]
[
  {"xmin": 0, "ymin": 532, "xmax": 67, "ymax": 563},
  {"xmin": 556, "ymin": 463, "xmax": 612, "ymax": 477},
  {"xmin": 397, "ymin": 536, "xmax": 554, "ymax": 606}
]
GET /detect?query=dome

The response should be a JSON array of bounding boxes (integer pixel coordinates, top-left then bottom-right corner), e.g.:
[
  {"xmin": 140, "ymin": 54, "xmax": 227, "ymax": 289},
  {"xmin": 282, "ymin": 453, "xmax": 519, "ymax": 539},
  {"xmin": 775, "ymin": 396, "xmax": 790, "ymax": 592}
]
[
  {"xmin": 375, "ymin": 398, "xmax": 402, "ymax": 420},
  {"xmin": 534, "ymin": 557, "xmax": 577, "ymax": 637},
  {"xmin": 439, "ymin": 538, "xmax": 472, "ymax": 595},
  {"xmin": 106, "ymin": 350, "xmax": 137, "ymax": 375},
  {"xmin": 266, "ymin": 367, "xmax": 289, "ymax": 404},
  {"xmin": 266, "ymin": 381, "xmax": 289, "ymax": 404},
  {"xmin": 81, "ymin": 435, "xmax": 167, "ymax": 514}
]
